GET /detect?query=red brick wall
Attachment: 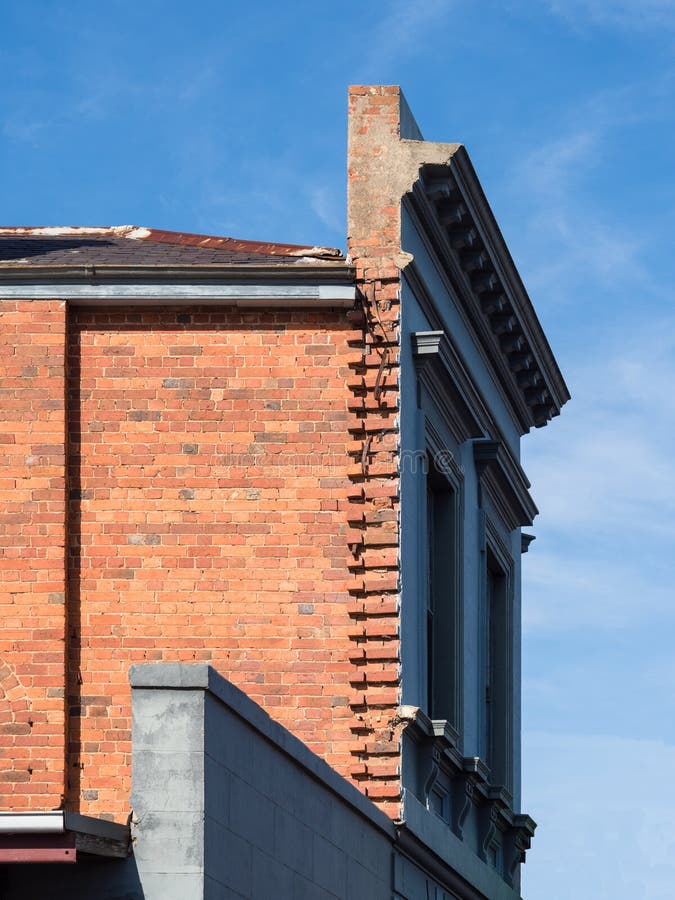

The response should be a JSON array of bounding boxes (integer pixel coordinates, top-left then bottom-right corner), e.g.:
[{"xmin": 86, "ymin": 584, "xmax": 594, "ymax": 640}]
[
  {"xmin": 0, "ymin": 300, "xmax": 68, "ymax": 810},
  {"xmin": 66, "ymin": 307, "xmax": 362, "ymax": 821},
  {"xmin": 0, "ymin": 87, "xmax": 413, "ymax": 824}
]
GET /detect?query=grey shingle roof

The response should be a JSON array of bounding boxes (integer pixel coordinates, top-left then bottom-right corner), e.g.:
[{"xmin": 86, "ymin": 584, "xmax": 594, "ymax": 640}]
[{"xmin": 0, "ymin": 227, "xmax": 346, "ymax": 268}]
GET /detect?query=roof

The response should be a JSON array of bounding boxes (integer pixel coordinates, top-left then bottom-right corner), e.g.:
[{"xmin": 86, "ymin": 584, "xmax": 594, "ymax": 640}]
[{"xmin": 0, "ymin": 226, "xmax": 346, "ymax": 268}]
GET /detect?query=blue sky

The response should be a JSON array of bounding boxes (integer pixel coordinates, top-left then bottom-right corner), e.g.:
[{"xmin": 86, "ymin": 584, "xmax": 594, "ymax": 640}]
[{"xmin": 2, "ymin": 2, "xmax": 675, "ymax": 897}]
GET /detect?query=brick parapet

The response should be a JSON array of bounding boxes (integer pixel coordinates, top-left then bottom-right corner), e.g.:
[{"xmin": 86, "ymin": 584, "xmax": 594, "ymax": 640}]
[
  {"xmin": 346, "ymin": 84, "xmax": 461, "ymax": 818},
  {"xmin": 345, "ymin": 87, "xmax": 409, "ymax": 817}
]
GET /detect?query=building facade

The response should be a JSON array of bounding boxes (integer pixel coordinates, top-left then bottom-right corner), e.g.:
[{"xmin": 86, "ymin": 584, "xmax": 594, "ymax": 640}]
[{"xmin": 0, "ymin": 87, "xmax": 568, "ymax": 898}]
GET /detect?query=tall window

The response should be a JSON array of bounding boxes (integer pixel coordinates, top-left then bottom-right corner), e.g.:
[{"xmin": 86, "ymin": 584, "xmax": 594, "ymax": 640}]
[
  {"xmin": 426, "ymin": 463, "xmax": 458, "ymax": 725},
  {"xmin": 483, "ymin": 548, "xmax": 511, "ymax": 789}
]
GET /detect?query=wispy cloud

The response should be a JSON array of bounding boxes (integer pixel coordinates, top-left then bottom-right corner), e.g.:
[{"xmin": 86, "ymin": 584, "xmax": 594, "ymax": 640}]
[
  {"xmin": 510, "ymin": 128, "xmax": 657, "ymax": 301},
  {"xmin": 517, "ymin": 129, "xmax": 600, "ymax": 202},
  {"xmin": 523, "ymin": 319, "xmax": 675, "ymax": 634},
  {"xmin": 542, "ymin": 0, "xmax": 675, "ymax": 31},
  {"xmin": 308, "ymin": 185, "xmax": 344, "ymax": 234},
  {"xmin": 503, "ymin": 74, "xmax": 675, "ymax": 307},
  {"xmin": 2, "ymin": 117, "xmax": 51, "ymax": 146},
  {"xmin": 524, "ymin": 548, "xmax": 675, "ymax": 632},
  {"xmin": 170, "ymin": 144, "xmax": 345, "ymax": 248},
  {"xmin": 362, "ymin": 0, "xmax": 456, "ymax": 75},
  {"xmin": 510, "ymin": 81, "xmax": 675, "ymax": 640},
  {"xmin": 528, "ymin": 327, "xmax": 675, "ymax": 526}
]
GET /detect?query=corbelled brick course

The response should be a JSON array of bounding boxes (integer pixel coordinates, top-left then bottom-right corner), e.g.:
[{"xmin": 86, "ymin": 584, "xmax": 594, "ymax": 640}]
[{"xmin": 346, "ymin": 85, "xmax": 407, "ymax": 819}]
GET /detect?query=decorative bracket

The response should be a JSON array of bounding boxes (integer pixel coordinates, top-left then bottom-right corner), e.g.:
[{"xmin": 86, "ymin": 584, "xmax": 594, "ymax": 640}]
[{"xmin": 521, "ymin": 533, "xmax": 536, "ymax": 554}]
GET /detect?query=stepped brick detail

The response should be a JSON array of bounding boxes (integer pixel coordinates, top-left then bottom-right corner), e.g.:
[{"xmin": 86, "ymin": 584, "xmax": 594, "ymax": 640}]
[{"xmin": 346, "ymin": 86, "xmax": 407, "ymax": 819}]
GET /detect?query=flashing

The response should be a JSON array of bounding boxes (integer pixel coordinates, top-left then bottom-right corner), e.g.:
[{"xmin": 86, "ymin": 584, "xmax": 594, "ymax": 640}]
[
  {"xmin": 0, "ymin": 281, "xmax": 356, "ymax": 307},
  {"xmin": 0, "ymin": 812, "xmax": 129, "ymax": 863},
  {"xmin": 0, "ymin": 812, "xmax": 64, "ymax": 834}
]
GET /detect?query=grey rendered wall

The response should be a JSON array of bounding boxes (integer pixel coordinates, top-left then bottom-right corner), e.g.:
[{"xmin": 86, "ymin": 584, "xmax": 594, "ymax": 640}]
[
  {"xmin": 130, "ymin": 668, "xmax": 208, "ymax": 899},
  {"xmin": 130, "ymin": 664, "xmax": 496, "ymax": 900}
]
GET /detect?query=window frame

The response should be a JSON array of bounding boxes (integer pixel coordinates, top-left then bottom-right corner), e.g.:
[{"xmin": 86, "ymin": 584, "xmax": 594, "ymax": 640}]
[
  {"xmin": 479, "ymin": 511, "xmax": 515, "ymax": 793},
  {"xmin": 422, "ymin": 420, "xmax": 464, "ymax": 738}
]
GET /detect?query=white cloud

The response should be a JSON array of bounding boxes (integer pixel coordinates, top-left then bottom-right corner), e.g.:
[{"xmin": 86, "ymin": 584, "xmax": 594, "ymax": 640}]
[
  {"xmin": 516, "ymin": 130, "xmax": 600, "ymax": 202},
  {"xmin": 523, "ymin": 549, "xmax": 674, "ymax": 632},
  {"xmin": 2, "ymin": 117, "xmax": 51, "ymax": 146},
  {"xmin": 362, "ymin": 0, "xmax": 456, "ymax": 75},
  {"xmin": 523, "ymin": 731, "xmax": 675, "ymax": 899},
  {"xmin": 308, "ymin": 185, "xmax": 344, "ymax": 233},
  {"xmin": 542, "ymin": 0, "xmax": 675, "ymax": 30},
  {"xmin": 509, "ymin": 121, "xmax": 656, "ymax": 300},
  {"xmin": 503, "ymin": 74, "xmax": 675, "ymax": 306},
  {"xmin": 522, "ymin": 316, "xmax": 675, "ymax": 634}
]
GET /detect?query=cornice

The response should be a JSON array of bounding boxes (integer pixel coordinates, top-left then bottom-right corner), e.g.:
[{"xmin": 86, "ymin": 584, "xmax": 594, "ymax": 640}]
[
  {"xmin": 474, "ymin": 439, "xmax": 538, "ymax": 528},
  {"xmin": 404, "ymin": 258, "xmax": 526, "ymax": 445},
  {"xmin": 405, "ymin": 154, "xmax": 570, "ymax": 432},
  {"xmin": 412, "ymin": 330, "xmax": 489, "ymax": 444}
]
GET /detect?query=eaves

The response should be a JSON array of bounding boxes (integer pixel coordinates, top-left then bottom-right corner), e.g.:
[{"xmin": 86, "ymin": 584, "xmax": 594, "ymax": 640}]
[{"xmin": 0, "ymin": 263, "xmax": 357, "ymax": 307}]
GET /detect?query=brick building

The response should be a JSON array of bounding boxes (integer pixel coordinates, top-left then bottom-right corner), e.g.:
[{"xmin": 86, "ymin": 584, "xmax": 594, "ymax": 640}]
[{"xmin": 0, "ymin": 87, "xmax": 568, "ymax": 898}]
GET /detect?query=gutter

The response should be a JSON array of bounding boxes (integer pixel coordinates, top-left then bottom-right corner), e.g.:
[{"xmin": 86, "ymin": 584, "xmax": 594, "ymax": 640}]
[
  {"xmin": 0, "ymin": 262, "xmax": 357, "ymax": 306},
  {"xmin": 0, "ymin": 280, "xmax": 356, "ymax": 308},
  {"xmin": 0, "ymin": 812, "xmax": 129, "ymax": 863},
  {"xmin": 0, "ymin": 812, "xmax": 64, "ymax": 834},
  {"xmin": 0, "ymin": 262, "xmax": 356, "ymax": 283}
]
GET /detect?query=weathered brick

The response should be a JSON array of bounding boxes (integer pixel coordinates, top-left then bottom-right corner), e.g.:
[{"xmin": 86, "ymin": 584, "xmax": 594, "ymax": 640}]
[
  {"xmin": 0, "ymin": 300, "xmax": 67, "ymax": 812},
  {"xmin": 59, "ymin": 306, "xmax": 380, "ymax": 821}
]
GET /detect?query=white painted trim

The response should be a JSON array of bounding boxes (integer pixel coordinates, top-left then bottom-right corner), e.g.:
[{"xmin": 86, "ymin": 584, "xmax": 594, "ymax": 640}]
[
  {"xmin": 0, "ymin": 812, "xmax": 64, "ymax": 834},
  {"xmin": 0, "ymin": 282, "xmax": 356, "ymax": 307}
]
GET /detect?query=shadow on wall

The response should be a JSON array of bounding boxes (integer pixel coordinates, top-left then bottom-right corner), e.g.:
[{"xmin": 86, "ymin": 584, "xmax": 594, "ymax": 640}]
[
  {"xmin": 67, "ymin": 318, "xmax": 83, "ymax": 811},
  {"xmin": 0, "ymin": 852, "xmax": 144, "ymax": 900}
]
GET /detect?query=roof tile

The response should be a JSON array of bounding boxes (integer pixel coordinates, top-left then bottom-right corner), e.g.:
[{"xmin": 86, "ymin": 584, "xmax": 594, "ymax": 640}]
[{"xmin": 0, "ymin": 227, "xmax": 345, "ymax": 268}]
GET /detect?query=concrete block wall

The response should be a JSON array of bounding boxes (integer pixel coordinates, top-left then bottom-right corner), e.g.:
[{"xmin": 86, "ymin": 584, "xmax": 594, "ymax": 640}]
[{"xmin": 132, "ymin": 663, "xmax": 396, "ymax": 900}]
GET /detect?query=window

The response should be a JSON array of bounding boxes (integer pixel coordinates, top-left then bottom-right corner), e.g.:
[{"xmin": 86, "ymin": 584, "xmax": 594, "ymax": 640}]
[
  {"xmin": 425, "ymin": 459, "xmax": 460, "ymax": 728},
  {"xmin": 481, "ymin": 538, "xmax": 513, "ymax": 791}
]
